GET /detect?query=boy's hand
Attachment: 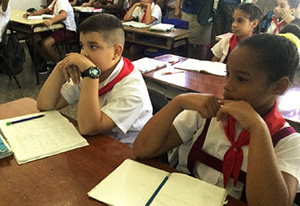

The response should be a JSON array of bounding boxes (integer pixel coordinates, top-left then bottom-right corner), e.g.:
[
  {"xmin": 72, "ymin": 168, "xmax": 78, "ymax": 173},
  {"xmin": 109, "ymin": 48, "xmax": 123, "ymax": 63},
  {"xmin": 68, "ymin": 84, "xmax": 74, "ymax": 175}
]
[
  {"xmin": 280, "ymin": 7, "xmax": 294, "ymax": 23},
  {"xmin": 216, "ymin": 100, "xmax": 265, "ymax": 133},
  {"xmin": 176, "ymin": 93, "xmax": 221, "ymax": 118},
  {"xmin": 43, "ymin": 19, "xmax": 53, "ymax": 27}
]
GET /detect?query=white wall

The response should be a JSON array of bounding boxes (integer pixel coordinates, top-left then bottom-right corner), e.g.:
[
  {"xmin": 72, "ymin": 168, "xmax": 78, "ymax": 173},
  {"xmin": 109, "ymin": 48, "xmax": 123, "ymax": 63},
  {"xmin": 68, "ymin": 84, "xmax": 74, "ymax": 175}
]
[{"xmin": 9, "ymin": 0, "xmax": 46, "ymax": 11}]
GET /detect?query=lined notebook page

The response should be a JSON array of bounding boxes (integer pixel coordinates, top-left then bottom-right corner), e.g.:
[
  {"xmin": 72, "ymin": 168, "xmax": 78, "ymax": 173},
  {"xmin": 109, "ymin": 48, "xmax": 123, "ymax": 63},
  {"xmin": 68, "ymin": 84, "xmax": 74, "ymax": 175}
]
[{"xmin": 0, "ymin": 110, "xmax": 88, "ymax": 164}]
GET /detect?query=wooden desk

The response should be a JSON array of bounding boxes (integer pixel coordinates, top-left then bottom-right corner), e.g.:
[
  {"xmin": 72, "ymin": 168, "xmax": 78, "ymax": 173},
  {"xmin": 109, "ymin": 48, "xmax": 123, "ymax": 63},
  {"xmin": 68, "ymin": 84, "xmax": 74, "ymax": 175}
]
[
  {"xmin": 9, "ymin": 9, "xmax": 64, "ymax": 85},
  {"xmin": 123, "ymin": 25, "xmax": 189, "ymax": 52},
  {"xmin": 0, "ymin": 98, "xmax": 245, "ymax": 206}
]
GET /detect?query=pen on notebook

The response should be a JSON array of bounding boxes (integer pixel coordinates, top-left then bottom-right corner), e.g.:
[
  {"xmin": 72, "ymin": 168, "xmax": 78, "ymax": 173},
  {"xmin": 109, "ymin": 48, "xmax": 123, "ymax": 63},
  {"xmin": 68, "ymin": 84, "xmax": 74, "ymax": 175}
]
[
  {"xmin": 161, "ymin": 71, "xmax": 184, "ymax": 75},
  {"xmin": 6, "ymin": 114, "xmax": 45, "ymax": 126},
  {"xmin": 170, "ymin": 60, "xmax": 180, "ymax": 66}
]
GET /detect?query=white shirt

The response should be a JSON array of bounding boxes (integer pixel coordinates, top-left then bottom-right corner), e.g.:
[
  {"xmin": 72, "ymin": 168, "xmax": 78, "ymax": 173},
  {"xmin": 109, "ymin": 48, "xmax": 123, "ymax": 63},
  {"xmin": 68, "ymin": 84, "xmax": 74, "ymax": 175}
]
[
  {"xmin": 132, "ymin": 2, "xmax": 162, "ymax": 25},
  {"xmin": 171, "ymin": 110, "xmax": 300, "ymax": 199},
  {"xmin": 111, "ymin": 0, "xmax": 129, "ymax": 10},
  {"xmin": 211, "ymin": 35, "xmax": 231, "ymax": 63},
  {"xmin": 0, "ymin": 4, "xmax": 9, "ymax": 43},
  {"xmin": 61, "ymin": 57, "xmax": 153, "ymax": 146},
  {"xmin": 48, "ymin": 0, "xmax": 77, "ymax": 32}
]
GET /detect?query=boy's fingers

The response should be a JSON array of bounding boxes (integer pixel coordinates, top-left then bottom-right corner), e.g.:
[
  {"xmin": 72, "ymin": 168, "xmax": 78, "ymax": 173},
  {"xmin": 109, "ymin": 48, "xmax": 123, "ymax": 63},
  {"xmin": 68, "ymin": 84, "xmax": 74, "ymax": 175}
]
[{"xmin": 73, "ymin": 66, "xmax": 81, "ymax": 84}]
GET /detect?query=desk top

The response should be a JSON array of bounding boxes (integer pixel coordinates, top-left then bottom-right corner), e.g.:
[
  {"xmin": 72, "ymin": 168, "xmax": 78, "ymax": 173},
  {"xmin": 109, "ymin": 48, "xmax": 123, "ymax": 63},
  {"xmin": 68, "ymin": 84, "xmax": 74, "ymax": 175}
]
[{"xmin": 0, "ymin": 98, "xmax": 245, "ymax": 206}]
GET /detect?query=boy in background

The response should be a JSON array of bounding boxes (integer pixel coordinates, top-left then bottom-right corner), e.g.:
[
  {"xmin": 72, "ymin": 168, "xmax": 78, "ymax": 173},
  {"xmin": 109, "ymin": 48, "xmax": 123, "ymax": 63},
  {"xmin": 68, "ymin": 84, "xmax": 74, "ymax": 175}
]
[{"xmin": 37, "ymin": 14, "xmax": 153, "ymax": 146}]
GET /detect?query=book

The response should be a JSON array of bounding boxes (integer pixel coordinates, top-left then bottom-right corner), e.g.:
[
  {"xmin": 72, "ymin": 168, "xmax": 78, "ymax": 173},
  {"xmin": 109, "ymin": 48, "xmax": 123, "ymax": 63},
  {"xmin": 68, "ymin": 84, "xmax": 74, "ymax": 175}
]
[
  {"xmin": 122, "ymin": 21, "xmax": 151, "ymax": 28},
  {"xmin": 73, "ymin": 6, "xmax": 102, "ymax": 13},
  {"xmin": 133, "ymin": 57, "xmax": 167, "ymax": 73},
  {"xmin": 28, "ymin": 14, "xmax": 55, "ymax": 20},
  {"xmin": 174, "ymin": 58, "xmax": 227, "ymax": 76},
  {"xmin": 88, "ymin": 159, "xmax": 228, "ymax": 206},
  {"xmin": 149, "ymin": 23, "xmax": 175, "ymax": 32},
  {"xmin": 0, "ymin": 110, "xmax": 89, "ymax": 164},
  {"xmin": 0, "ymin": 133, "xmax": 13, "ymax": 159}
]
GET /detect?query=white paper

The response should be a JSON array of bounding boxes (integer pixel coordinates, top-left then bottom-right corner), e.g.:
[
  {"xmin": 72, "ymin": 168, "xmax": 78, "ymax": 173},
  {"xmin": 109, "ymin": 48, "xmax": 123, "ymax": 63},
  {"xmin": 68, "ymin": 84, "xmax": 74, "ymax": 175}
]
[
  {"xmin": 133, "ymin": 57, "xmax": 166, "ymax": 73},
  {"xmin": 149, "ymin": 23, "xmax": 175, "ymax": 32},
  {"xmin": 0, "ymin": 110, "xmax": 88, "ymax": 164},
  {"xmin": 122, "ymin": 21, "xmax": 151, "ymax": 28}
]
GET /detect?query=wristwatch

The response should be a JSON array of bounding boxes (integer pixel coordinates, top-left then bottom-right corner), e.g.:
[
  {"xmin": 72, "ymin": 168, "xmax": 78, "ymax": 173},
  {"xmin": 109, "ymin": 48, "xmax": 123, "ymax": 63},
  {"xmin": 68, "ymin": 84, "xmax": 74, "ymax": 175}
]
[{"xmin": 81, "ymin": 66, "xmax": 101, "ymax": 79}]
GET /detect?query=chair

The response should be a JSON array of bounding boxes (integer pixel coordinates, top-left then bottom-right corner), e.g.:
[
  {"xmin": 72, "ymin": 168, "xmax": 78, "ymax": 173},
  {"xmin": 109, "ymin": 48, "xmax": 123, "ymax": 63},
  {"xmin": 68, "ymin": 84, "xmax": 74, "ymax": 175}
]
[
  {"xmin": 148, "ymin": 88, "xmax": 169, "ymax": 115},
  {"xmin": 0, "ymin": 22, "xmax": 22, "ymax": 88}
]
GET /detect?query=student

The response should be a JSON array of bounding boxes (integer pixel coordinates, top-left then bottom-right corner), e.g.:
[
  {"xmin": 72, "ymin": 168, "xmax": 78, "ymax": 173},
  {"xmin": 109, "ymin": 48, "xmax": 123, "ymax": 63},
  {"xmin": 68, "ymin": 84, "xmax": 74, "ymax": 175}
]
[
  {"xmin": 133, "ymin": 33, "xmax": 300, "ymax": 205},
  {"xmin": 280, "ymin": 22, "xmax": 300, "ymax": 39},
  {"xmin": 123, "ymin": 0, "xmax": 162, "ymax": 25},
  {"xmin": 0, "ymin": 0, "xmax": 9, "ymax": 43},
  {"xmin": 23, "ymin": 0, "xmax": 77, "ymax": 71},
  {"xmin": 69, "ymin": 0, "xmax": 89, "ymax": 6},
  {"xmin": 211, "ymin": 3, "xmax": 262, "ymax": 63},
  {"xmin": 37, "ymin": 13, "xmax": 153, "ymax": 146},
  {"xmin": 260, "ymin": 0, "xmax": 300, "ymax": 34}
]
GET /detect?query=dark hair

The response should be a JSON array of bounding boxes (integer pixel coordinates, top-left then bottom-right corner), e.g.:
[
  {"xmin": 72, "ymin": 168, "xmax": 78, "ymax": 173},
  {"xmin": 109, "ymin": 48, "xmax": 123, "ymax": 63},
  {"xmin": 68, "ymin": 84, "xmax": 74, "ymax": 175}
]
[
  {"xmin": 79, "ymin": 13, "xmax": 125, "ymax": 47},
  {"xmin": 280, "ymin": 23, "xmax": 300, "ymax": 39},
  {"xmin": 235, "ymin": 3, "xmax": 263, "ymax": 22},
  {"xmin": 288, "ymin": 0, "xmax": 300, "ymax": 9},
  {"xmin": 238, "ymin": 34, "xmax": 299, "ymax": 83}
]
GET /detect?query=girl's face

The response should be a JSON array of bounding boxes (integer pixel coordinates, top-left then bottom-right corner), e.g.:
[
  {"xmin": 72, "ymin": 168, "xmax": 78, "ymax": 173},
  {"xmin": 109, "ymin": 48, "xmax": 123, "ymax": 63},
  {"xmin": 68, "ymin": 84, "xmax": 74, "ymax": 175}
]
[
  {"xmin": 223, "ymin": 47, "xmax": 277, "ymax": 116},
  {"xmin": 140, "ymin": 0, "xmax": 152, "ymax": 5},
  {"xmin": 231, "ymin": 9, "xmax": 257, "ymax": 38}
]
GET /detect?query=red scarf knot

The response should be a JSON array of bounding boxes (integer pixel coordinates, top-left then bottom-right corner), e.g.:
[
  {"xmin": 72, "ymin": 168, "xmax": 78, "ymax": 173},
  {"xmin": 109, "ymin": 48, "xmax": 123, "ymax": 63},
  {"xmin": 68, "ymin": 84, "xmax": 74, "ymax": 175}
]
[
  {"xmin": 51, "ymin": 1, "xmax": 57, "ymax": 15},
  {"xmin": 272, "ymin": 16, "xmax": 286, "ymax": 34}
]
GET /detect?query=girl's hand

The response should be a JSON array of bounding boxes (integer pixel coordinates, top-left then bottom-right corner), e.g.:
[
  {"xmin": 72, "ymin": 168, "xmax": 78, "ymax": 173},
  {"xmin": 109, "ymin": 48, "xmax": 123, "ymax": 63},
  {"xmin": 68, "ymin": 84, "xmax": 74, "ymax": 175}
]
[
  {"xmin": 216, "ymin": 100, "xmax": 265, "ymax": 133},
  {"xmin": 43, "ymin": 19, "xmax": 53, "ymax": 27},
  {"xmin": 133, "ymin": 2, "xmax": 142, "ymax": 7},
  {"xmin": 280, "ymin": 7, "xmax": 294, "ymax": 23},
  {"xmin": 176, "ymin": 93, "xmax": 221, "ymax": 119}
]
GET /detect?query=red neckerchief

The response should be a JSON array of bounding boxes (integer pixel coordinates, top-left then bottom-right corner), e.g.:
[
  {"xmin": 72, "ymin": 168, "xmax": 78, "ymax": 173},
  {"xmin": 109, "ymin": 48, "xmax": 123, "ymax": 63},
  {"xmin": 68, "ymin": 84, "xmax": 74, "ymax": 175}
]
[
  {"xmin": 222, "ymin": 102, "xmax": 286, "ymax": 188},
  {"xmin": 141, "ymin": 3, "xmax": 154, "ymax": 23},
  {"xmin": 229, "ymin": 34, "xmax": 238, "ymax": 53},
  {"xmin": 272, "ymin": 16, "xmax": 286, "ymax": 34},
  {"xmin": 51, "ymin": 1, "xmax": 57, "ymax": 15},
  {"xmin": 98, "ymin": 57, "xmax": 134, "ymax": 96}
]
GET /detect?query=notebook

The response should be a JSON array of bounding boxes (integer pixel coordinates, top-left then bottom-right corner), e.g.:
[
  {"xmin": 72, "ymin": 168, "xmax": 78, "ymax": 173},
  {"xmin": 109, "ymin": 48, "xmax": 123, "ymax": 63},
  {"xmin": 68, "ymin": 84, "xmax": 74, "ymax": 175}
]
[
  {"xmin": 122, "ymin": 21, "xmax": 151, "ymax": 28},
  {"xmin": 28, "ymin": 14, "xmax": 55, "ymax": 20},
  {"xmin": 133, "ymin": 57, "xmax": 167, "ymax": 73},
  {"xmin": 73, "ymin": 6, "xmax": 102, "ymax": 13},
  {"xmin": 174, "ymin": 58, "xmax": 227, "ymax": 76},
  {"xmin": 0, "ymin": 110, "xmax": 89, "ymax": 164},
  {"xmin": 149, "ymin": 23, "xmax": 175, "ymax": 32},
  {"xmin": 0, "ymin": 133, "xmax": 13, "ymax": 159},
  {"xmin": 88, "ymin": 159, "xmax": 228, "ymax": 206}
]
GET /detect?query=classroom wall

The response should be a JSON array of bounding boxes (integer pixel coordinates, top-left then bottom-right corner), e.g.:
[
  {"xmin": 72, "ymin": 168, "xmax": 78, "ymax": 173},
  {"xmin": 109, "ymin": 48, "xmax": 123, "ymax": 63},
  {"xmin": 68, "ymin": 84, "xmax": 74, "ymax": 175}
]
[{"xmin": 9, "ymin": 0, "xmax": 46, "ymax": 11}]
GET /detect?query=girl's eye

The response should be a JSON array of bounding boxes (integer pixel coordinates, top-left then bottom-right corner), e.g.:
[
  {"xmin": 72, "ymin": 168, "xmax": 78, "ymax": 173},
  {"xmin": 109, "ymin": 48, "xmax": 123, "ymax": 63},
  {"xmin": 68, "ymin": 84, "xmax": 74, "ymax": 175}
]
[
  {"xmin": 238, "ymin": 76, "xmax": 247, "ymax": 82},
  {"xmin": 90, "ymin": 45, "xmax": 98, "ymax": 49}
]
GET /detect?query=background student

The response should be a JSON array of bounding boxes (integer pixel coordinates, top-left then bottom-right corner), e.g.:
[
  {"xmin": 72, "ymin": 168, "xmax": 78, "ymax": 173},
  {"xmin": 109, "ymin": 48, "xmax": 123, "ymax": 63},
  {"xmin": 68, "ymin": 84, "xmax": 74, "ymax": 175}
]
[
  {"xmin": 37, "ymin": 14, "xmax": 152, "ymax": 146},
  {"xmin": 133, "ymin": 33, "xmax": 300, "ymax": 205},
  {"xmin": 23, "ymin": 0, "xmax": 77, "ymax": 73},
  {"xmin": 0, "ymin": 0, "xmax": 9, "ymax": 43},
  {"xmin": 69, "ymin": 0, "xmax": 90, "ymax": 6},
  {"xmin": 260, "ymin": 0, "xmax": 299, "ymax": 34},
  {"xmin": 212, "ymin": 3, "xmax": 262, "ymax": 63}
]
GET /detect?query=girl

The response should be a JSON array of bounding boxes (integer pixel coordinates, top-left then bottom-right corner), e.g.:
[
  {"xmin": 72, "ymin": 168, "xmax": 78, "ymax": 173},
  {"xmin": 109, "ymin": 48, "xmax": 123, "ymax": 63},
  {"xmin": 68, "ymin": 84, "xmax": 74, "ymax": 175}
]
[
  {"xmin": 212, "ymin": 3, "xmax": 262, "ymax": 63},
  {"xmin": 123, "ymin": 0, "xmax": 162, "ymax": 25},
  {"xmin": 133, "ymin": 33, "xmax": 300, "ymax": 205}
]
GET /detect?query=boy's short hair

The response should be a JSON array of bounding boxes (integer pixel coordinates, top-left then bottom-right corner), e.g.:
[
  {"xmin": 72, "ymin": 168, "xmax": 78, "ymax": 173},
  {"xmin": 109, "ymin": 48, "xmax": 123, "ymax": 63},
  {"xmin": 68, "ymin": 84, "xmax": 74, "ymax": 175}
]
[
  {"xmin": 288, "ymin": 0, "xmax": 300, "ymax": 9},
  {"xmin": 79, "ymin": 13, "xmax": 125, "ymax": 47}
]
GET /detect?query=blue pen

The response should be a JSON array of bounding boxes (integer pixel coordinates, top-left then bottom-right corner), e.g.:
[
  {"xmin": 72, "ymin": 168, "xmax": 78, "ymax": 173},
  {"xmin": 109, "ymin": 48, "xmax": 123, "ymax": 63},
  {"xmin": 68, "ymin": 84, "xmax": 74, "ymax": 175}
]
[{"xmin": 6, "ymin": 114, "xmax": 45, "ymax": 126}]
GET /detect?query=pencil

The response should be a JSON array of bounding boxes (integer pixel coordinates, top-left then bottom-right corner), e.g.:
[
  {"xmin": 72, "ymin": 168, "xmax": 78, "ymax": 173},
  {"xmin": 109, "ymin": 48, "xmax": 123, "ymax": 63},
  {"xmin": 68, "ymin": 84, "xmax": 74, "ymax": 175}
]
[{"xmin": 6, "ymin": 114, "xmax": 45, "ymax": 126}]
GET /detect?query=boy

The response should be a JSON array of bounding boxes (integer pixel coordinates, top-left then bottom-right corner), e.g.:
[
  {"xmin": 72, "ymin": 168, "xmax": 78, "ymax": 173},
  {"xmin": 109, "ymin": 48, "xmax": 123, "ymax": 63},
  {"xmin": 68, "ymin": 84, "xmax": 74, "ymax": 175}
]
[
  {"xmin": 0, "ymin": 0, "xmax": 9, "ymax": 43},
  {"xmin": 37, "ymin": 14, "xmax": 153, "ymax": 146},
  {"xmin": 23, "ymin": 0, "xmax": 77, "ymax": 69},
  {"xmin": 260, "ymin": 0, "xmax": 300, "ymax": 34}
]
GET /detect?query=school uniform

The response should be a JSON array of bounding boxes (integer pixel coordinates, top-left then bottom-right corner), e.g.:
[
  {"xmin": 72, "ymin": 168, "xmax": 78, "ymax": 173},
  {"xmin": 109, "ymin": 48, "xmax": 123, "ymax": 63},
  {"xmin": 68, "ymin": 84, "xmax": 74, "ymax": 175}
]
[
  {"xmin": 131, "ymin": 2, "xmax": 162, "ymax": 25},
  {"xmin": 169, "ymin": 109, "xmax": 300, "ymax": 200},
  {"xmin": 61, "ymin": 57, "xmax": 153, "ymax": 146},
  {"xmin": 0, "ymin": 4, "xmax": 9, "ymax": 43},
  {"xmin": 211, "ymin": 33, "xmax": 237, "ymax": 63},
  {"xmin": 261, "ymin": 11, "xmax": 297, "ymax": 34}
]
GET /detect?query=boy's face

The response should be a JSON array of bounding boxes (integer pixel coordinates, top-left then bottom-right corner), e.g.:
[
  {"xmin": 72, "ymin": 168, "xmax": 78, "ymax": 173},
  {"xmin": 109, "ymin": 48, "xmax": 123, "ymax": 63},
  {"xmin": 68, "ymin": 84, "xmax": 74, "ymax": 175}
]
[
  {"xmin": 223, "ymin": 47, "xmax": 276, "ymax": 116},
  {"xmin": 274, "ymin": 0, "xmax": 295, "ymax": 18},
  {"xmin": 80, "ymin": 32, "xmax": 116, "ymax": 74}
]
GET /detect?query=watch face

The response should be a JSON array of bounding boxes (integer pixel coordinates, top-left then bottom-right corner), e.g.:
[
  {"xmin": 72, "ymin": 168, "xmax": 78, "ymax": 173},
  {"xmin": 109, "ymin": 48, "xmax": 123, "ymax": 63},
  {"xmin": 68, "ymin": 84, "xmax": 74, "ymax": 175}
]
[{"xmin": 91, "ymin": 68, "xmax": 100, "ymax": 77}]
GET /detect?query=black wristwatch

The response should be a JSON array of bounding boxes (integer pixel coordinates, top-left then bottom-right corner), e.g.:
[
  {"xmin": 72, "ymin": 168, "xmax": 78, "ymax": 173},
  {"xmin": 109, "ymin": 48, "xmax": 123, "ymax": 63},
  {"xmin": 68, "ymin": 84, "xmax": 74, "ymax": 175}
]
[{"xmin": 81, "ymin": 66, "xmax": 101, "ymax": 79}]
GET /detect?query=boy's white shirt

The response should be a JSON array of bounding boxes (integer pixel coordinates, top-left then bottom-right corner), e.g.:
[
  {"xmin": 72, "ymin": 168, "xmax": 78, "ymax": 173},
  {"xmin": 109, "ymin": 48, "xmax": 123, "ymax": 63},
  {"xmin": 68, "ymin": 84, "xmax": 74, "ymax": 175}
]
[
  {"xmin": 131, "ymin": 2, "xmax": 162, "ymax": 25},
  {"xmin": 0, "ymin": 4, "xmax": 9, "ymax": 43},
  {"xmin": 61, "ymin": 57, "xmax": 153, "ymax": 146},
  {"xmin": 171, "ymin": 110, "xmax": 300, "ymax": 200},
  {"xmin": 48, "ymin": 0, "xmax": 77, "ymax": 32}
]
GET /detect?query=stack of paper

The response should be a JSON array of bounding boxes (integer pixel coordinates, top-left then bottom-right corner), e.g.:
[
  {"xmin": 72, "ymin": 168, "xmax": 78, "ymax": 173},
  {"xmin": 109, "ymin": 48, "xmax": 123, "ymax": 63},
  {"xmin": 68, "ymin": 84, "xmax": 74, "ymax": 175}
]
[
  {"xmin": 149, "ymin": 23, "xmax": 175, "ymax": 32},
  {"xmin": 28, "ymin": 14, "xmax": 55, "ymax": 20},
  {"xmin": 0, "ymin": 110, "xmax": 89, "ymax": 164},
  {"xmin": 133, "ymin": 57, "xmax": 167, "ymax": 73},
  {"xmin": 174, "ymin": 58, "xmax": 227, "ymax": 76},
  {"xmin": 73, "ymin": 6, "xmax": 102, "ymax": 13},
  {"xmin": 88, "ymin": 159, "xmax": 228, "ymax": 206},
  {"xmin": 122, "ymin": 21, "xmax": 150, "ymax": 28}
]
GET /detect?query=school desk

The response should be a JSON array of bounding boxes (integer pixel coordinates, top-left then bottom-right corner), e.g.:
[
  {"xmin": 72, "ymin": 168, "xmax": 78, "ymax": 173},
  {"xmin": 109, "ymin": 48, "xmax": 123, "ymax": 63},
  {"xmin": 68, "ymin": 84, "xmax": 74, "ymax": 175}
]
[
  {"xmin": 9, "ymin": 9, "xmax": 65, "ymax": 85},
  {"xmin": 0, "ymin": 98, "xmax": 246, "ymax": 206},
  {"xmin": 123, "ymin": 24, "xmax": 189, "ymax": 53}
]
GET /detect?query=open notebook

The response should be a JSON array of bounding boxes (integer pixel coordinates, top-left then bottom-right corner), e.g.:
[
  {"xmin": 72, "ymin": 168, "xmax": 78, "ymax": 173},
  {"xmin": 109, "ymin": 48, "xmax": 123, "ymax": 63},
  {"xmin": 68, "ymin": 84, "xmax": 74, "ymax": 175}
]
[
  {"xmin": 133, "ymin": 57, "xmax": 167, "ymax": 73},
  {"xmin": 174, "ymin": 58, "xmax": 227, "ymax": 76},
  {"xmin": 122, "ymin": 21, "xmax": 151, "ymax": 28},
  {"xmin": 88, "ymin": 159, "xmax": 228, "ymax": 206},
  {"xmin": 0, "ymin": 110, "xmax": 88, "ymax": 164}
]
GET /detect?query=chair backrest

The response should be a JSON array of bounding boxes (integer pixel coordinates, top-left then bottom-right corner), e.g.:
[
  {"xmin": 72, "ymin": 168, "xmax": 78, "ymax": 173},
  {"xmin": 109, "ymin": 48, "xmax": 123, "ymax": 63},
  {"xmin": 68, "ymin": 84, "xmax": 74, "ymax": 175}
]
[
  {"xmin": 162, "ymin": 16, "xmax": 189, "ymax": 30},
  {"xmin": 148, "ymin": 88, "xmax": 168, "ymax": 115}
]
